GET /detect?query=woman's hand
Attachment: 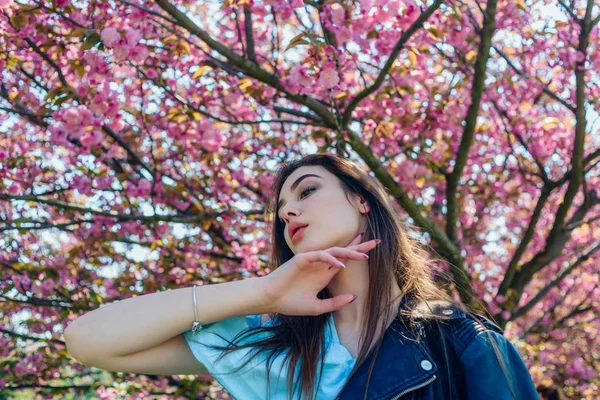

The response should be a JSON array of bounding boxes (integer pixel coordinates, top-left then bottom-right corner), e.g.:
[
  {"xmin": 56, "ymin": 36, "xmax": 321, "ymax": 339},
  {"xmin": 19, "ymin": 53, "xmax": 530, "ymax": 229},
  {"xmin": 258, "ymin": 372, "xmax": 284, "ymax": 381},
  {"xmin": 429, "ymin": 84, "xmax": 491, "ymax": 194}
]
[{"xmin": 259, "ymin": 235, "xmax": 380, "ymax": 316}]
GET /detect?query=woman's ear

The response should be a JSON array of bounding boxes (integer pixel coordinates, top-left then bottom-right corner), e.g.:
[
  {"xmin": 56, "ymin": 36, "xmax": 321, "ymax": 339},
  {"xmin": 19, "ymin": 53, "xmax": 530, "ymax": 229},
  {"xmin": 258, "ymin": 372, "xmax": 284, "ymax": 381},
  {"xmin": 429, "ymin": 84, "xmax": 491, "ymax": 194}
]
[{"xmin": 357, "ymin": 195, "xmax": 370, "ymax": 214}]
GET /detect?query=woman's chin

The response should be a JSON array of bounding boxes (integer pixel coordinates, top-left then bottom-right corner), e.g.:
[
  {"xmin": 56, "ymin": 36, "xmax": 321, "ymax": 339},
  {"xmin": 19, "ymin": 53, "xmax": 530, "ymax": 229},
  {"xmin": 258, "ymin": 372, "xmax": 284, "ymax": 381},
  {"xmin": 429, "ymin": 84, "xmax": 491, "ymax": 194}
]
[
  {"xmin": 291, "ymin": 233, "xmax": 344, "ymax": 254},
  {"xmin": 294, "ymin": 239, "xmax": 330, "ymax": 254},
  {"xmin": 292, "ymin": 241, "xmax": 312, "ymax": 254}
]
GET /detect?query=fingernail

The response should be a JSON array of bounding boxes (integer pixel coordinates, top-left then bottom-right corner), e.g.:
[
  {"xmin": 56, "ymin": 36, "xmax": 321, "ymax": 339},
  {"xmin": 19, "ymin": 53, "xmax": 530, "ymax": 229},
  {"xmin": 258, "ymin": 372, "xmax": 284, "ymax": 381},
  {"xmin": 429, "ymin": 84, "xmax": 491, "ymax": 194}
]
[
  {"xmin": 360, "ymin": 253, "xmax": 369, "ymax": 259},
  {"xmin": 374, "ymin": 239, "xmax": 381, "ymax": 244},
  {"xmin": 349, "ymin": 295, "xmax": 358, "ymax": 303},
  {"xmin": 338, "ymin": 261, "xmax": 347, "ymax": 268}
]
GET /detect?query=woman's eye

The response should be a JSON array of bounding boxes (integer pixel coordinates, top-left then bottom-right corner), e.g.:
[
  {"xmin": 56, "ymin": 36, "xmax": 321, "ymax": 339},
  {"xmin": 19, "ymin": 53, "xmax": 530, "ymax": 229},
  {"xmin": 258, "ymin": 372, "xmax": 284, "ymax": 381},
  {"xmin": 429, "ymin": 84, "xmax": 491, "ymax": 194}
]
[
  {"xmin": 278, "ymin": 187, "xmax": 317, "ymax": 222},
  {"xmin": 300, "ymin": 186, "xmax": 316, "ymax": 198}
]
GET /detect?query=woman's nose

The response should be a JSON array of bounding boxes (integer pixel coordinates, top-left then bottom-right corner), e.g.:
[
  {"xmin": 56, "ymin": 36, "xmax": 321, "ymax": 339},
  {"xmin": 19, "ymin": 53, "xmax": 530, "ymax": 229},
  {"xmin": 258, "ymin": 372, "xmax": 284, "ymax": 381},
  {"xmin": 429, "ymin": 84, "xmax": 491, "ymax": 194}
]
[{"xmin": 281, "ymin": 205, "xmax": 299, "ymax": 222}]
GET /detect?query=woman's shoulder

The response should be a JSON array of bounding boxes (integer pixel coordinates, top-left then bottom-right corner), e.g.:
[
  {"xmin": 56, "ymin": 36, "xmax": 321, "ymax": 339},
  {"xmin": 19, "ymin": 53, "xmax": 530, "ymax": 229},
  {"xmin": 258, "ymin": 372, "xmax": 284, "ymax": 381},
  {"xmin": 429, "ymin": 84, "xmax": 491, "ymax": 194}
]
[
  {"xmin": 413, "ymin": 300, "xmax": 502, "ymax": 329},
  {"xmin": 412, "ymin": 301, "xmax": 505, "ymax": 353}
]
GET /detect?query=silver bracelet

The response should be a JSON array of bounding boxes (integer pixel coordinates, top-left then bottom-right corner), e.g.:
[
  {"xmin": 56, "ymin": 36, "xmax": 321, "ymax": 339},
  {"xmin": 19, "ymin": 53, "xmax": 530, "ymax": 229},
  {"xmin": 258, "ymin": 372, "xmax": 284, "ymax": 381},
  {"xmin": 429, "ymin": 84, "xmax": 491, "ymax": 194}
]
[{"xmin": 191, "ymin": 285, "xmax": 203, "ymax": 336}]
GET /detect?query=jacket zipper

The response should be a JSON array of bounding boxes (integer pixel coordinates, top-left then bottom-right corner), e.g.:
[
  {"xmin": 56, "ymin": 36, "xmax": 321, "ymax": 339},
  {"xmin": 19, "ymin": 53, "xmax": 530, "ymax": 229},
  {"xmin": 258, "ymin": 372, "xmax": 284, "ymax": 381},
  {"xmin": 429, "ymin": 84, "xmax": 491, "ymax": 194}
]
[{"xmin": 388, "ymin": 374, "xmax": 437, "ymax": 400}]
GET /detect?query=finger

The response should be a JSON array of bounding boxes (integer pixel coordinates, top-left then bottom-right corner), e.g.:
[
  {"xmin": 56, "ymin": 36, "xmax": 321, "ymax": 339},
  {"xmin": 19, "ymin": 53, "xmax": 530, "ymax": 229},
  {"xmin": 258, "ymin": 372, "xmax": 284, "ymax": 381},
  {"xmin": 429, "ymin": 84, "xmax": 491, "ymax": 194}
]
[
  {"xmin": 346, "ymin": 232, "xmax": 364, "ymax": 247},
  {"xmin": 327, "ymin": 247, "xmax": 370, "ymax": 261},
  {"xmin": 347, "ymin": 239, "xmax": 380, "ymax": 252},
  {"xmin": 315, "ymin": 294, "xmax": 357, "ymax": 314},
  {"xmin": 305, "ymin": 251, "xmax": 346, "ymax": 269}
]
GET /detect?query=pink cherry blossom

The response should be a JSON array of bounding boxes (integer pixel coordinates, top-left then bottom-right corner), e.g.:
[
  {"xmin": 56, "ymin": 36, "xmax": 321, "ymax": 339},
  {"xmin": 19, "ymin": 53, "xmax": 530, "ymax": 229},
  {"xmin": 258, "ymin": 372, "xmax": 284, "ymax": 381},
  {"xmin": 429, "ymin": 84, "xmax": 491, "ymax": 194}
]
[
  {"xmin": 126, "ymin": 29, "xmax": 142, "ymax": 47},
  {"xmin": 146, "ymin": 68, "xmax": 158, "ymax": 79},
  {"xmin": 75, "ymin": 85, "xmax": 88, "ymax": 98},
  {"xmin": 61, "ymin": 107, "xmax": 82, "ymax": 126},
  {"xmin": 137, "ymin": 179, "xmax": 152, "ymax": 197},
  {"xmin": 317, "ymin": 62, "xmax": 340, "ymax": 89},
  {"xmin": 112, "ymin": 42, "xmax": 130, "ymax": 60},
  {"xmin": 80, "ymin": 130, "xmax": 103, "ymax": 147},
  {"xmin": 130, "ymin": 45, "xmax": 149, "ymax": 63},
  {"xmin": 329, "ymin": 5, "xmax": 346, "ymax": 27},
  {"xmin": 100, "ymin": 27, "xmax": 121, "ymax": 48},
  {"xmin": 289, "ymin": 64, "xmax": 313, "ymax": 88},
  {"xmin": 201, "ymin": 130, "xmax": 226, "ymax": 152},
  {"xmin": 336, "ymin": 27, "xmax": 353, "ymax": 45}
]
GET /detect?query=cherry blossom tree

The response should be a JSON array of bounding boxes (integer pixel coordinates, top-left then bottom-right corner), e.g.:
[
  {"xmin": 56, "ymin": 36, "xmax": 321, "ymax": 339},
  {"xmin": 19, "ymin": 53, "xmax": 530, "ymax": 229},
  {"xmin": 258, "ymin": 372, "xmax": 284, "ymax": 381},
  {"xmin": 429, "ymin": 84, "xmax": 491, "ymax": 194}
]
[{"xmin": 1, "ymin": 0, "xmax": 599, "ymax": 398}]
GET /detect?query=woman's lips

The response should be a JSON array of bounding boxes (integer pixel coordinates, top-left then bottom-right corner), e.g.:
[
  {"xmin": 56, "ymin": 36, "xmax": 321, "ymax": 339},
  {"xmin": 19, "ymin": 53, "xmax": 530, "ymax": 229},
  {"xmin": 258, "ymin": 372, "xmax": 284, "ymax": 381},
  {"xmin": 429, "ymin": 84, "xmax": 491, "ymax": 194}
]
[{"xmin": 291, "ymin": 226, "xmax": 307, "ymax": 244}]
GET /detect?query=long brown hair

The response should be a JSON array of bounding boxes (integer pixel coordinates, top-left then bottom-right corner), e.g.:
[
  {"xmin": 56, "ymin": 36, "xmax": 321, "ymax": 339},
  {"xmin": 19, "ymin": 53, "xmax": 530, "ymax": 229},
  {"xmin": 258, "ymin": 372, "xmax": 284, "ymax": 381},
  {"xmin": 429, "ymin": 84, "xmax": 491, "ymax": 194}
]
[{"xmin": 199, "ymin": 154, "xmax": 515, "ymax": 400}]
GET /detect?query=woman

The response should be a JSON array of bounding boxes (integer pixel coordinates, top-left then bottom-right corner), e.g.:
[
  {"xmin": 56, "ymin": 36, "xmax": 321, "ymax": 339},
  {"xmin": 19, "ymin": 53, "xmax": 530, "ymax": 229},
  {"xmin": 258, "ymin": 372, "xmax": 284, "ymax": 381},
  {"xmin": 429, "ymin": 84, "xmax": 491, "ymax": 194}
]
[{"xmin": 64, "ymin": 154, "xmax": 539, "ymax": 399}]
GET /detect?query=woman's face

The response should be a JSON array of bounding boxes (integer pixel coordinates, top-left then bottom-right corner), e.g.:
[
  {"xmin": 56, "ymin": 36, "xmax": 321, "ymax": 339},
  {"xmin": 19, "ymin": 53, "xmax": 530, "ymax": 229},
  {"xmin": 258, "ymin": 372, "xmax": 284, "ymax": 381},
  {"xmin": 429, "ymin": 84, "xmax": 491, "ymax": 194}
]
[{"xmin": 277, "ymin": 165, "xmax": 369, "ymax": 254}]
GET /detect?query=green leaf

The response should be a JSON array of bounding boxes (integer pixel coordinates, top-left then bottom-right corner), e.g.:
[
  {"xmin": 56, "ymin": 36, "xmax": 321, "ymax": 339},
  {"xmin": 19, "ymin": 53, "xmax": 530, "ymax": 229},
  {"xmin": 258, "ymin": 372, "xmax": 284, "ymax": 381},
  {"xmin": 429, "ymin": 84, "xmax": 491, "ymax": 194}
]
[
  {"xmin": 6, "ymin": 55, "xmax": 19, "ymax": 72},
  {"xmin": 81, "ymin": 31, "xmax": 101, "ymax": 51},
  {"xmin": 69, "ymin": 27, "xmax": 89, "ymax": 38},
  {"xmin": 91, "ymin": 291, "xmax": 103, "ymax": 305},
  {"xmin": 284, "ymin": 33, "xmax": 310, "ymax": 52}
]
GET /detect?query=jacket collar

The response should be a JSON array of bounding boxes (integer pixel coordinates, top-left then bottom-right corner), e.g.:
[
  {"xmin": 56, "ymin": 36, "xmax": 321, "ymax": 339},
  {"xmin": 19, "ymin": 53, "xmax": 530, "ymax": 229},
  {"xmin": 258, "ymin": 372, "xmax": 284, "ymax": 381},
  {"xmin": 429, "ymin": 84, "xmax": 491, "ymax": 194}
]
[
  {"xmin": 336, "ymin": 319, "xmax": 438, "ymax": 400},
  {"xmin": 336, "ymin": 296, "xmax": 440, "ymax": 400}
]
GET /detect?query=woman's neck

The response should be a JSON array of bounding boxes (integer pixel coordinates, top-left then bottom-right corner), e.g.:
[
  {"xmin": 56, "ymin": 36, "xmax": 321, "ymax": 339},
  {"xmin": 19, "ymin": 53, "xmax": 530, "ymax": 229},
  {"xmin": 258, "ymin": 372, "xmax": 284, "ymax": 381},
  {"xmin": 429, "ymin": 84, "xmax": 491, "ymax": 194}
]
[{"xmin": 327, "ymin": 257, "xmax": 402, "ymax": 333}]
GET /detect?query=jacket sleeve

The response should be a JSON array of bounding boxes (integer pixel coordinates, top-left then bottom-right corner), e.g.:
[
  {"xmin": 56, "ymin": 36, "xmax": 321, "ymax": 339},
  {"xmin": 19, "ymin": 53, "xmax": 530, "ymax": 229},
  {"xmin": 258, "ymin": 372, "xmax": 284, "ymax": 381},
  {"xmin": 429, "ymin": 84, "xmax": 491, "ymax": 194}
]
[{"xmin": 459, "ymin": 329, "xmax": 539, "ymax": 399}]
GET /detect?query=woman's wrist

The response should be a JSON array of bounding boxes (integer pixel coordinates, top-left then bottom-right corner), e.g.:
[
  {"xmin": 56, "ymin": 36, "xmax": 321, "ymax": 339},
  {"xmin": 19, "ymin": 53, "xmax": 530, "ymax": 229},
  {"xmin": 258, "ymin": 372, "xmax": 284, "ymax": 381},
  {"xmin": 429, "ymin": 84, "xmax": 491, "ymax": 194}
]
[
  {"xmin": 191, "ymin": 277, "xmax": 275, "ymax": 324},
  {"xmin": 246, "ymin": 277, "xmax": 278, "ymax": 315}
]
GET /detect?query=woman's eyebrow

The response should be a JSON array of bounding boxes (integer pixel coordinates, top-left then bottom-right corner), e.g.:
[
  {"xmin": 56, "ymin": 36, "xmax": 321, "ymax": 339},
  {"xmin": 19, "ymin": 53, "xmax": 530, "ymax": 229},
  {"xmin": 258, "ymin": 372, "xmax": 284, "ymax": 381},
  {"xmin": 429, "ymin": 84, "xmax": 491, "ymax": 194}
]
[{"xmin": 277, "ymin": 174, "xmax": 322, "ymax": 210}]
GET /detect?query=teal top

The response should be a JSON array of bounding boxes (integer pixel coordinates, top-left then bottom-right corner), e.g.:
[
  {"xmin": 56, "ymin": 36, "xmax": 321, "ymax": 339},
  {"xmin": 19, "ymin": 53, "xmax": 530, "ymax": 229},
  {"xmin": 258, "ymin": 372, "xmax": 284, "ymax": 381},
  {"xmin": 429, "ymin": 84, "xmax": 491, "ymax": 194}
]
[{"xmin": 183, "ymin": 314, "xmax": 356, "ymax": 399}]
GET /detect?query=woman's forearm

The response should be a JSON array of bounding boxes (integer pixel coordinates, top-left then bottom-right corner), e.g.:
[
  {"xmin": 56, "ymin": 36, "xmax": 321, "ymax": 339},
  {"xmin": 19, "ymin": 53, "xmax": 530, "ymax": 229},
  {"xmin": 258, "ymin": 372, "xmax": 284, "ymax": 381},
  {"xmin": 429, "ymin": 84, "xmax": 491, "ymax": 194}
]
[{"xmin": 64, "ymin": 277, "xmax": 272, "ymax": 361}]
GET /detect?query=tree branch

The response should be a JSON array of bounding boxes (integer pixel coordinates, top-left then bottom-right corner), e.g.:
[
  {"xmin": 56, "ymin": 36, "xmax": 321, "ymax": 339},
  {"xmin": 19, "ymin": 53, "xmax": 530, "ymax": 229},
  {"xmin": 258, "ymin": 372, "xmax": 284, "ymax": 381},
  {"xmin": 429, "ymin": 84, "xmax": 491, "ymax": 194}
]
[
  {"xmin": 565, "ymin": 213, "xmax": 600, "ymax": 230},
  {"xmin": 3, "ymin": 384, "xmax": 91, "ymax": 391},
  {"xmin": 491, "ymin": 100, "xmax": 549, "ymax": 183},
  {"xmin": 273, "ymin": 106, "xmax": 323, "ymax": 122},
  {"xmin": 153, "ymin": 0, "xmax": 337, "ymax": 126},
  {"xmin": 0, "ymin": 193, "xmax": 264, "ymax": 223},
  {"xmin": 491, "ymin": 44, "xmax": 576, "ymax": 113},
  {"xmin": 510, "ymin": 241, "xmax": 600, "ymax": 320},
  {"xmin": 556, "ymin": 0, "xmax": 582, "ymax": 23},
  {"xmin": 0, "ymin": 219, "xmax": 95, "ymax": 233},
  {"xmin": 135, "ymin": 66, "xmax": 324, "ymax": 127},
  {"xmin": 445, "ymin": 0, "xmax": 498, "ymax": 243},
  {"xmin": 495, "ymin": 190, "xmax": 600, "ymax": 325},
  {"xmin": 341, "ymin": 0, "xmax": 444, "ymax": 128},
  {"xmin": 495, "ymin": 187, "xmax": 551, "ymax": 303},
  {"xmin": 243, "ymin": 6, "xmax": 257, "ymax": 63},
  {"xmin": 521, "ymin": 283, "xmax": 597, "ymax": 339},
  {"xmin": 317, "ymin": 5, "xmax": 338, "ymax": 48},
  {"xmin": 516, "ymin": 276, "xmax": 580, "ymax": 339},
  {"xmin": 0, "ymin": 293, "xmax": 90, "ymax": 311},
  {"xmin": 117, "ymin": 0, "xmax": 178, "ymax": 24},
  {"xmin": 496, "ymin": 0, "xmax": 596, "ymax": 319},
  {"xmin": 0, "ymin": 84, "xmax": 50, "ymax": 127},
  {"xmin": 24, "ymin": 38, "xmax": 70, "ymax": 89},
  {"xmin": 0, "ymin": 328, "xmax": 66, "ymax": 345},
  {"xmin": 101, "ymin": 125, "xmax": 156, "ymax": 176}
]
